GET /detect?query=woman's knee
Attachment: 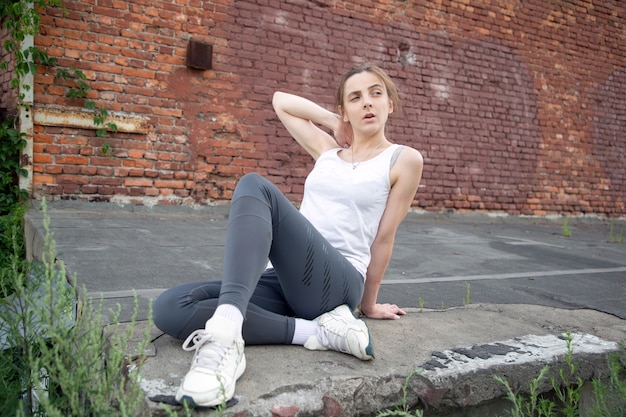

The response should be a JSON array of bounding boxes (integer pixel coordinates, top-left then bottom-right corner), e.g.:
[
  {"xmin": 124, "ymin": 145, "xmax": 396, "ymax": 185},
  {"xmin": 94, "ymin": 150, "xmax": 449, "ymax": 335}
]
[
  {"xmin": 152, "ymin": 288, "xmax": 177, "ymax": 332},
  {"xmin": 236, "ymin": 172, "xmax": 265, "ymax": 190},
  {"xmin": 233, "ymin": 173, "xmax": 273, "ymax": 201}
]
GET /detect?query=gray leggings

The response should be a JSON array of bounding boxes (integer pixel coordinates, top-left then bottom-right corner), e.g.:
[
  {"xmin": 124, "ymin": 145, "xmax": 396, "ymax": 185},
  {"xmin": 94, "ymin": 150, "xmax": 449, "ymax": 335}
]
[{"xmin": 153, "ymin": 173, "xmax": 365, "ymax": 344}]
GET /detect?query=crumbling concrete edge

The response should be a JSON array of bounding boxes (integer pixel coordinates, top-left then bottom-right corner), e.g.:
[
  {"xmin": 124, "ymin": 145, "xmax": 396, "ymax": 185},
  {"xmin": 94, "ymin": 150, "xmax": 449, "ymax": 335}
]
[
  {"xmin": 140, "ymin": 333, "xmax": 621, "ymax": 417},
  {"xmin": 418, "ymin": 333, "xmax": 620, "ymax": 411},
  {"xmin": 207, "ymin": 333, "xmax": 620, "ymax": 417}
]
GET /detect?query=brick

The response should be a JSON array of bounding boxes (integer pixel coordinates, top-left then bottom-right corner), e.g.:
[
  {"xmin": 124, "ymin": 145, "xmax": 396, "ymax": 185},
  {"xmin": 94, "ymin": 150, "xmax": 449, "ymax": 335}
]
[
  {"xmin": 91, "ymin": 157, "xmax": 123, "ymax": 167},
  {"xmin": 123, "ymin": 159, "xmax": 154, "ymax": 169},
  {"xmin": 154, "ymin": 179, "xmax": 185, "ymax": 189},
  {"xmin": 81, "ymin": 166, "xmax": 98, "ymax": 175},
  {"xmin": 93, "ymin": 177, "xmax": 124, "ymax": 186},
  {"xmin": 33, "ymin": 174, "xmax": 55, "ymax": 184},
  {"xmin": 55, "ymin": 155, "xmax": 89, "ymax": 165},
  {"xmin": 81, "ymin": 185, "xmax": 99, "ymax": 194},
  {"xmin": 125, "ymin": 178, "xmax": 153, "ymax": 187},
  {"xmin": 128, "ymin": 187, "xmax": 145, "ymax": 196},
  {"xmin": 33, "ymin": 154, "xmax": 52, "ymax": 164},
  {"xmin": 128, "ymin": 149, "xmax": 145, "ymax": 159},
  {"xmin": 58, "ymin": 175, "xmax": 90, "ymax": 185}
]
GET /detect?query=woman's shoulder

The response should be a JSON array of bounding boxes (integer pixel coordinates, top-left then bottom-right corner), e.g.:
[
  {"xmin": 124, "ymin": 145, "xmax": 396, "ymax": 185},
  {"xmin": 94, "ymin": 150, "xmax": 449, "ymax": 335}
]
[
  {"xmin": 390, "ymin": 145, "xmax": 424, "ymax": 186},
  {"xmin": 395, "ymin": 145, "xmax": 424, "ymax": 167}
]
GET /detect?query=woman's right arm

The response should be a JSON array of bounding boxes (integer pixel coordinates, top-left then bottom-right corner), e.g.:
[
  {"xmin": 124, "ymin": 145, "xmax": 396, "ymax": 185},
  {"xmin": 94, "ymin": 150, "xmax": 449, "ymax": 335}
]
[{"xmin": 272, "ymin": 91, "xmax": 347, "ymax": 160}]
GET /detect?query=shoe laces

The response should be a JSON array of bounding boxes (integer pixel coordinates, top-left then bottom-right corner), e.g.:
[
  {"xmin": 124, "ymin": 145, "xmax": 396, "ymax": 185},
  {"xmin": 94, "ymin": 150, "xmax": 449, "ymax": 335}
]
[
  {"xmin": 318, "ymin": 317, "xmax": 354, "ymax": 353},
  {"xmin": 182, "ymin": 329, "xmax": 229, "ymax": 370}
]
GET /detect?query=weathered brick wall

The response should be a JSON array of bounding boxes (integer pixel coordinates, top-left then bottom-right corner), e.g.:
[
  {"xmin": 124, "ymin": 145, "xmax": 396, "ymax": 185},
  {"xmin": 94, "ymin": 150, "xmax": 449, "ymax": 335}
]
[
  {"xmin": 0, "ymin": 19, "xmax": 17, "ymax": 115},
  {"xmin": 19, "ymin": 0, "xmax": 626, "ymax": 216}
]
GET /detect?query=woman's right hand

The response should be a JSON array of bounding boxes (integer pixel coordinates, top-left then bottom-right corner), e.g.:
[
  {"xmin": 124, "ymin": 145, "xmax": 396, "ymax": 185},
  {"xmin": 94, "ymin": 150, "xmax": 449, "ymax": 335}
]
[{"xmin": 360, "ymin": 303, "xmax": 406, "ymax": 320}]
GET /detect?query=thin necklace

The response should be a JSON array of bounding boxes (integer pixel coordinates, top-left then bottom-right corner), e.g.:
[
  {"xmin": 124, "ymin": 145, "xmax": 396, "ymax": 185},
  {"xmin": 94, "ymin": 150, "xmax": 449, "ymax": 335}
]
[{"xmin": 351, "ymin": 142, "xmax": 383, "ymax": 170}]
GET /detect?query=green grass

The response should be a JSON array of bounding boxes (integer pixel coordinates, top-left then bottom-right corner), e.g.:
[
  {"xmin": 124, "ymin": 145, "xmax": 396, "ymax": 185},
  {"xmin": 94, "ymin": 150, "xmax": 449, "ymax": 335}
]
[
  {"xmin": 562, "ymin": 217, "xmax": 572, "ymax": 238},
  {"xmin": 464, "ymin": 282, "xmax": 471, "ymax": 306},
  {"xmin": 0, "ymin": 204, "xmax": 27, "ymax": 299},
  {"xmin": 374, "ymin": 332, "xmax": 625, "ymax": 417},
  {"xmin": 376, "ymin": 369, "xmax": 424, "ymax": 417},
  {"xmin": 609, "ymin": 219, "xmax": 625, "ymax": 244},
  {"xmin": 0, "ymin": 199, "xmax": 152, "ymax": 416},
  {"xmin": 496, "ymin": 332, "xmax": 626, "ymax": 417}
]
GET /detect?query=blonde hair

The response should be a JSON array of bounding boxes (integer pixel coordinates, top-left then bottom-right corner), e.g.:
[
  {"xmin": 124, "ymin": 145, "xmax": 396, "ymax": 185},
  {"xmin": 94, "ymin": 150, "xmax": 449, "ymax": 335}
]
[{"xmin": 335, "ymin": 63, "xmax": 401, "ymax": 115}]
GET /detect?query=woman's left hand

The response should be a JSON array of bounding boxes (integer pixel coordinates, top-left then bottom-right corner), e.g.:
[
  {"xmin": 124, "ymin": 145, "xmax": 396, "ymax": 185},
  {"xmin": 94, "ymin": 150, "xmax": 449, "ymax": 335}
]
[
  {"xmin": 333, "ymin": 118, "xmax": 353, "ymax": 148},
  {"xmin": 360, "ymin": 303, "xmax": 406, "ymax": 320}
]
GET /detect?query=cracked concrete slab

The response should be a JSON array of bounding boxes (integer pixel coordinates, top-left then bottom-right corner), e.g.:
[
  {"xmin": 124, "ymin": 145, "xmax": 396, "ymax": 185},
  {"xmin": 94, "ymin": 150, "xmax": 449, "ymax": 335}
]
[{"xmin": 135, "ymin": 305, "xmax": 624, "ymax": 416}]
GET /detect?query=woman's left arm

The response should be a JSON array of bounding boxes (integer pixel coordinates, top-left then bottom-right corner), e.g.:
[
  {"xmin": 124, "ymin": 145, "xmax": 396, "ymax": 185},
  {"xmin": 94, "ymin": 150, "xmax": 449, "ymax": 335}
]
[{"xmin": 360, "ymin": 146, "xmax": 424, "ymax": 320}]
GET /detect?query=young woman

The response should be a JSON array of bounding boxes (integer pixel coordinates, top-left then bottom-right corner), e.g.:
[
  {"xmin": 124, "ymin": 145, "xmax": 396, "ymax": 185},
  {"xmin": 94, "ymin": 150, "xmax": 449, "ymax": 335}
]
[{"xmin": 153, "ymin": 63, "xmax": 424, "ymax": 407}]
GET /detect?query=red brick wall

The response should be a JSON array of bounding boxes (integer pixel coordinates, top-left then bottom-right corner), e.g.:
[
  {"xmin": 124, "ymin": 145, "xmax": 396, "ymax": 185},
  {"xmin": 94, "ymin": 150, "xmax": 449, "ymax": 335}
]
[
  {"xmin": 0, "ymin": 18, "xmax": 17, "ymax": 114},
  {"xmin": 20, "ymin": 0, "xmax": 626, "ymax": 216}
]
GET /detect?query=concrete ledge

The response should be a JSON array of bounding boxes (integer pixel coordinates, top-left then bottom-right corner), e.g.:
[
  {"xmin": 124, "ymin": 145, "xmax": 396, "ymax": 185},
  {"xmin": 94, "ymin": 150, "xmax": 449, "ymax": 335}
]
[
  {"xmin": 137, "ymin": 305, "xmax": 625, "ymax": 417},
  {"xmin": 421, "ymin": 333, "xmax": 619, "ymax": 410},
  {"xmin": 33, "ymin": 105, "xmax": 151, "ymax": 134}
]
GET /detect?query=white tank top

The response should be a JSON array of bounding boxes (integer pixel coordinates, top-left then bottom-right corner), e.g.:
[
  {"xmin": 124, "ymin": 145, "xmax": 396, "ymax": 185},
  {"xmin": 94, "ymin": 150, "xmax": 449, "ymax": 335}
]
[{"xmin": 299, "ymin": 144, "xmax": 403, "ymax": 278}]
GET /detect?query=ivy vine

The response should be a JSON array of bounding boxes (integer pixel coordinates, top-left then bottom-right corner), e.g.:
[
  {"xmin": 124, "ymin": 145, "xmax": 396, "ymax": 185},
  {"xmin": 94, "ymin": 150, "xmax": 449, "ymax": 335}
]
[{"xmin": 0, "ymin": 0, "xmax": 117, "ymax": 194}]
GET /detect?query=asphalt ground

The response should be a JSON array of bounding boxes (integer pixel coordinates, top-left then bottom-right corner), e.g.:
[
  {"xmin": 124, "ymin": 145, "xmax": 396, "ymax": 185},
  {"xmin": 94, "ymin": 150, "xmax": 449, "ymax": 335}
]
[
  {"xmin": 24, "ymin": 201, "xmax": 626, "ymax": 322},
  {"xmin": 23, "ymin": 201, "xmax": 626, "ymax": 416}
]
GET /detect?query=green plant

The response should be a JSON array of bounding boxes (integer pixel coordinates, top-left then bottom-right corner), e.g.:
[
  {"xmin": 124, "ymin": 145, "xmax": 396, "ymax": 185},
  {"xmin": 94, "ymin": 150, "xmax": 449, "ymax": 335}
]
[
  {"xmin": 590, "ymin": 349, "xmax": 626, "ymax": 417},
  {"xmin": 161, "ymin": 401, "xmax": 194, "ymax": 417},
  {"xmin": 1, "ymin": 0, "xmax": 118, "ymax": 158},
  {"xmin": 562, "ymin": 217, "xmax": 571, "ymax": 238},
  {"xmin": 0, "ymin": 199, "xmax": 151, "ymax": 415},
  {"xmin": 496, "ymin": 332, "xmax": 626, "ymax": 417},
  {"xmin": 1, "ymin": 1, "xmax": 63, "ymax": 92},
  {"xmin": 55, "ymin": 67, "xmax": 118, "ymax": 140},
  {"xmin": 550, "ymin": 332, "xmax": 584, "ymax": 417},
  {"xmin": 609, "ymin": 219, "xmax": 624, "ymax": 244},
  {"xmin": 464, "ymin": 282, "xmax": 471, "ymax": 306},
  {"xmin": 495, "ymin": 333, "xmax": 581, "ymax": 417},
  {"xmin": 418, "ymin": 297, "xmax": 425, "ymax": 312},
  {"xmin": 213, "ymin": 385, "xmax": 228, "ymax": 416},
  {"xmin": 0, "ymin": 203, "xmax": 27, "ymax": 298},
  {"xmin": 496, "ymin": 366, "xmax": 556, "ymax": 417},
  {"xmin": 376, "ymin": 369, "xmax": 424, "ymax": 417},
  {"xmin": 0, "ymin": 116, "xmax": 29, "ymax": 214}
]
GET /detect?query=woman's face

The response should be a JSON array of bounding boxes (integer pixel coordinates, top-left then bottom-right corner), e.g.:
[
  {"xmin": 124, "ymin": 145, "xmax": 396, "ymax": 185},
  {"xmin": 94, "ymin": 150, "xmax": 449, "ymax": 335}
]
[{"xmin": 341, "ymin": 71, "xmax": 393, "ymax": 135}]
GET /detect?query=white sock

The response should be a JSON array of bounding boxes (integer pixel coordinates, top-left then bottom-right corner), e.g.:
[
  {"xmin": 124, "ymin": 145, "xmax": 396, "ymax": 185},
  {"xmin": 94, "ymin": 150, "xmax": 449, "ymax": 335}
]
[
  {"xmin": 212, "ymin": 304, "xmax": 244, "ymax": 338},
  {"xmin": 291, "ymin": 318, "xmax": 318, "ymax": 345}
]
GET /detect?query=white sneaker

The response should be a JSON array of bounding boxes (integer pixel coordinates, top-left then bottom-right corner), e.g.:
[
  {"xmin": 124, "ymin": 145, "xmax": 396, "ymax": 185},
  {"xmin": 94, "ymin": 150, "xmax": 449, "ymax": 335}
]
[
  {"xmin": 304, "ymin": 305, "xmax": 374, "ymax": 360},
  {"xmin": 175, "ymin": 316, "xmax": 246, "ymax": 407}
]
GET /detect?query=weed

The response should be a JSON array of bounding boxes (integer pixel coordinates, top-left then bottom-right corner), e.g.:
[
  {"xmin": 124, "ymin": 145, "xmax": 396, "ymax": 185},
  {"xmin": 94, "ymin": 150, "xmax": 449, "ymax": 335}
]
[
  {"xmin": 550, "ymin": 332, "xmax": 584, "ymax": 417},
  {"xmin": 590, "ymin": 350, "xmax": 626, "ymax": 417},
  {"xmin": 0, "ymin": 204, "xmax": 27, "ymax": 298},
  {"xmin": 464, "ymin": 282, "xmax": 471, "ymax": 306},
  {"xmin": 609, "ymin": 219, "xmax": 624, "ymax": 244},
  {"xmin": 0, "ymin": 116, "xmax": 28, "ymax": 215},
  {"xmin": 418, "ymin": 297, "xmax": 425, "ymax": 312},
  {"xmin": 0, "ymin": 199, "xmax": 151, "ymax": 415},
  {"xmin": 376, "ymin": 369, "xmax": 424, "ymax": 417},
  {"xmin": 2, "ymin": 0, "xmax": 118, "ymax": 161},
  {"xmin": 562, "ymin": 217, "xmax": 571, "ymax": 238},
  {"xmin": 495, "ymin": 366, "xmax": 555, "ymax": 417},
  {"xmin": 161, "ymin": 401, "xmax": 193, "ymax": 417},
  {"xmin": 55, "ymin": 67, "xmax": 119, "ymax": 140},
  {"xmin": 495, "ymin": 332, "xmax": 626, "ymax": 417}
]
